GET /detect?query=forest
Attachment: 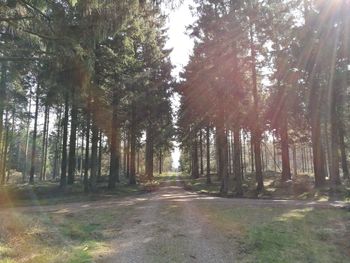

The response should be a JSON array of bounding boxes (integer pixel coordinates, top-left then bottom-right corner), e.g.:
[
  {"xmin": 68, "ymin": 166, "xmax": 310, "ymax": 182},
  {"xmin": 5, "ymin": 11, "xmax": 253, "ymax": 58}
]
[{"xmin": 0, "ymin": 0, "xmax": 350, "ymax": 262}]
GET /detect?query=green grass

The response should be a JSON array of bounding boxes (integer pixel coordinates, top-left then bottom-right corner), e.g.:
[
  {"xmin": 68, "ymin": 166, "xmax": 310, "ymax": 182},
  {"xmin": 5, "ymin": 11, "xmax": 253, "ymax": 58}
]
[
  {"xmin": 198, "ymin": 204, "xmax": 350, "ymax": 263},
  {"xmin": 180, "ymin": 172, "xmax": 350, "ymax": 201},
  {"xmin": 0, "ymin": 203, "xmax": 136, "ymax": 263},
  {"xmin": 0, "ymin": 178, "xmax": 144, "ymax": 207}
]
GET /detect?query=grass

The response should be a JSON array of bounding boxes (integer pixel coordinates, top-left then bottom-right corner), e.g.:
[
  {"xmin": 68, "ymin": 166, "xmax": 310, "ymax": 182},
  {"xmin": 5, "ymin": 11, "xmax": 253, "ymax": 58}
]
[
  {"xmin": 0, "ymin": 203, "xmax": 137, "ymax": 263},
  {"xmin": 0, "ymin": 177, "xmax": 144, "ymax": 207},
  {"xmin": 180, "ymin": 171, "xmax": 350, "ymax": 201},
  {"xmin": 197, "ymin": 203, "xmax": 350, "ymax": 263}
]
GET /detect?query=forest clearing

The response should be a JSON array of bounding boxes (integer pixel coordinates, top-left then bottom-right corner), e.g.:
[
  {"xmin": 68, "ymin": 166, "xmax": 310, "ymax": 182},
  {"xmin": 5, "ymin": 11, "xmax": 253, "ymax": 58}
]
[{"xmin": 1, "ymin": 0, "xmax": 350, "ymax": 262}]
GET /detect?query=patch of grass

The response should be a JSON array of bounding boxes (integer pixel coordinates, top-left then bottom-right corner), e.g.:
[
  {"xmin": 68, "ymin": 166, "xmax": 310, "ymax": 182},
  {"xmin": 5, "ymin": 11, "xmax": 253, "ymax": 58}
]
[
  {"xmin": 0, "ymin": 178, "xmax": 144, "ymax": 208},
  {"xmin": 198, "ymin": 203, "xmax": 350, "ymax": 263},
  {"xmin": 0, "ymin": 203, "xmax": 136, "ymax": 263},
  {"xmin": 182, "ymin": 176, "xmax": 221, "ymax": 195}
]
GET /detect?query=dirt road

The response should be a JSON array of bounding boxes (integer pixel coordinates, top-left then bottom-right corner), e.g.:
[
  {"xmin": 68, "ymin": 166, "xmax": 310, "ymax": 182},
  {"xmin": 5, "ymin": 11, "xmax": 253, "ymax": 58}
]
[
  {"xmin": 92, "ymin": 183, "xmax": 347, "ymax": 263},
  {"xmin": 2, "ymin": 182, "xmax": 347, "ymax": 263}
]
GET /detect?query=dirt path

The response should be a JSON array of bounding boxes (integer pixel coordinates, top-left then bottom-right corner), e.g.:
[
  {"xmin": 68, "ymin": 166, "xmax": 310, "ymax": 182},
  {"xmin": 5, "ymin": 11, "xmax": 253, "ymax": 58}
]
[
  {"xmin": 1, "ymin": 183, "xmax": 348, "ymax": 263},
  {"xmin": 92, "ymin": 183, "xmax": 347, "ymax": 263},
  {"xmin": 97, "ymin": 185, "xmax": 238, "ymax": 263}
]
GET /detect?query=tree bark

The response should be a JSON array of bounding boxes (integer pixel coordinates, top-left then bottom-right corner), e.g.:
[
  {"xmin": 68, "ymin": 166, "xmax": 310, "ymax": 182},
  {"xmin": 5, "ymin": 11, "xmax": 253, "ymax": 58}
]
[
  {"xmin": 191, "ymin": 132, "xmax": 199, "ymax": 179},
  {"xmin": 53, "ymin": 108, "xmax": 63, "ymax": 179},
  {"xmin": 126, "ymin": 132, "xmax": 130, "ymax": 178},
  {"xmin": 23, "ymin": 87, "xmax": 32, "ymax": 182},
  {"xmin": 249, "ymin": 14, "xmax": 263, "ymax": 192},
  {"xmin": 158, "ymin": 149, "xmax": 162, "ymax": 175},
  {"xmin": 310, "ymin": 85, "xmax": 326, "ymax": 187},
  {"xmin": 1, "ymin": 110, "xmax": 9, "ymax": 184},
  {"xmin": 218, "ymin": 120, "xmax": 229, "ymax": 195},
  {"xmin": 109, "ymin": 101, "xmax": 120, "ymax": 189},
  {"xmin": 29, "ymin": 87, "xmax": 40, "ymax": 184},
  {"xmin": 330, "ymin": 87, "xmax": 341, "ymax": 185},
  {"xmin": 129, "ymin": 106, "xmax": 137, "ymax": 185},
  {"xmin": 123, "ymin": 133, "xmax": 127, "ymax": 175},
  {"xmin": 68, "ymin": 88, "xmax": 77, "ymax": 185},
  {"xmin": 280, "ymin": 116, "xmax": 291, "ymax": 181},
  {"xmin": 0, "ymin": 64, "xmax": 7, "ymax": 183},
  {"xmin": 228, "ymin": 131, "xmax": 232, "ymax": 175},
  {"xmin": 60, "ymin": 91, "xmax": 69, "ymax": 188},
  {"xmin": 43, "ymin": 106, "xmax": 49, "ymax": 180},
  {"xmin": 199, "ymin": 129, "xmax": 204, "ymax": 175},
  {"xmin": 84, "ymin": 112, "xmax": 90, "ymax": 192},
  {"xmin": 40, "ymin": 103, "xmax": 49, "ymax": 181},
  {"xmin": 206, "ymin": 126, "xmax": 211, "ymax": 184},
  {"xmin": 338, "ymin": 121, "xmax": 349, "ymax": 179},
  {"xmin": 233, "ymin": 126, "xmax": 243, "ymax": 196},
  {"xmin": 145, "ymin": 121, "xmax": 154, "ymax": 180},
  {"xmin": 90, "ymin": 120, "xmax": 98, "ymax": 192},
  {"xmin": 98, "ymin": 130, "xmax": 102, "ymax": 178},
  {"xmin": 293, "ymin": 144, "xmax": 297, "ymax": 177}
]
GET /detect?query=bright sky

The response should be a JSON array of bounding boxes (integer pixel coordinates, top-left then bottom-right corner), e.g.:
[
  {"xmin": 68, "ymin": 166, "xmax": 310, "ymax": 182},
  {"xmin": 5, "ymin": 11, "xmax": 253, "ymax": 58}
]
[{"xmin": 165, "ymin": 0, "xmax": 195, "ymax": 169}]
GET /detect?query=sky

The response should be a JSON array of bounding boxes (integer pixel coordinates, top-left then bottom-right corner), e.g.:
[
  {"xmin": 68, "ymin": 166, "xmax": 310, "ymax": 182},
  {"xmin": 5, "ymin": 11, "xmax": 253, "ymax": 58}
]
[{"xmin": 165, "ymin": 0, "xmax": 196, "ymax": 169}]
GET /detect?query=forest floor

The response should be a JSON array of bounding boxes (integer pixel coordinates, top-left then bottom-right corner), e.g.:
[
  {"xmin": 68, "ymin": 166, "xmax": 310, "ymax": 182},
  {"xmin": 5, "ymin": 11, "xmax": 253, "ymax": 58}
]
[{"xmin": 1, "ymin": 176, "xmax": 350, "ymax": 262}]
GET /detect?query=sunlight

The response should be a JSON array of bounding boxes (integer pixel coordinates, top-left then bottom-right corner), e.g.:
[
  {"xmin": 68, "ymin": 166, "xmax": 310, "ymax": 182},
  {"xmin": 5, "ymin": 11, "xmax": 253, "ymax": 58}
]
[{"xmin": 277, "ymin": 208, "xmax": 313, "ymax": 222}]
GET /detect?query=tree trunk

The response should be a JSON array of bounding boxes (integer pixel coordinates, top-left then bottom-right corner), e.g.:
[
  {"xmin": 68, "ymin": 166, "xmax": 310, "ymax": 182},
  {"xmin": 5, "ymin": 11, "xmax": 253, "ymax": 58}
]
[
  {"xmin": 137, "ymin": 150, "xmax": 140, "ymax": 175},
  {"xmin": 242, "ymin": 132, "xmax": 247, "ymax": 176},
  {"xmin": 68, "ymin": 88, "xmax": 77, "ymax": 185},
  {"xmin": 309, "ymin": 79, "xmax": 327, "ymax": 187},
  {"xmin": 310, "ymin": 103, "xmax": 326, "ymax": 186},
  {"xmin": 40, "ymin": 103, "xmax": 49, "ymax": 181},
  {"xmin": 84, "ymin": 112, "xmax": 90, "ymax": 192},
  {"xmin": 23, "ymin": 87, "xmax": 32, "ymax": 182},
  {"xmin": 228, "ymin": 131, "xmax": 232, "ymax": 175},
  {"xmin": 60, "ymin": 92, "xmax": 69, "ymax": 188},
  {"xmin": 233, "ymin": 126, "xmax": 243, "ymax": 196},
  {"xmin": 126, "ymin": 132, "xmax": 130, "ymax": 178},
  {"xmin": 129, "ymin": 106, "xmax": 137, "ymax": 185},
  {"xmin": 90, "ymin": 120, "xmax": 98, "ymax": 192},
  {"xmin": 301, "ymin": 146, "xmax": 304, "ymax": 173},
  {"xmin": 80, "ymin": 129, "xmax": 84, "ymax": 179},
  {"xmin": 53, "ymin": 107, "xmax": 62, "ymax": 179},
  {"xmin": 159, "ymin": 149, "xmax": 162, "ymax": 175},
  {"xmin": 293, "ymin": 144, "xmax": 297, "ymax": 177},
  {"xmin": 199, "ymin": 129, "xmax": 204, "ymax": 175},
  {"xmin": 216, "ymin": 131, "xmax": 221, "ymax": 180},
  {"xmin": 218, "ymin": 120, "xmax": 229, "ymax": 195},
  {"xmin": 273, "ymin": 136, "xmax": 277, "ymax": 172},
  {"xmin": 206, "ymin": 126, "xmax": 211, "ymax": 184},
  {"xmin": 7, "ymin": 108, "xmax": 16, "ymax": 182},
  {"xmin": 250, "ymin": 136, "xmax": 254, "ymax": 172},
  {"xmin": 249, "ymin": 16, "xmax": 263, "ymax": 192},
  {"xmin": 145, "ymin": 121, "xmax": 154, "ymax": 180},
  {"xmin": 330, "ymin": 87, "xmax": 341, "ymax": 185},
  {"xmin": 280, "ymin": 116, "xmax": 291, "ymax": 181},
  {"xmin": 191, "ymin": 132, "xmax": 199, "ymax": 179},
  {"xmin": 338, "ymin": 121, "xmax": 349, "ymax": 179},
  {"xmin": 43, "ymin": 106, "xmax": 49, "ymax": 180},
  {"xmin": 98, "ymin": 130, "xmax": 102, "ymax": 178},
  {"xmin": 1, "ymin": 110, "xmax": 9, "ymax": 184},
  {"xmin": 0, "ymin": 64, "xmax": 7, "ymax": 183},
  {"xmin": 109, "ymin": 101, "xmax": 120, "ymax": 189},
  {"xmin": 29, "ymin": 87, "xmax": 40, "ymax": 184},
  {"xmin": 123, "ymin": 133, "xmax": 128, "ymax": 176},
  {"xmin": 324, "ymin": 121, "xmax": 331, "ymax": 178}
]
